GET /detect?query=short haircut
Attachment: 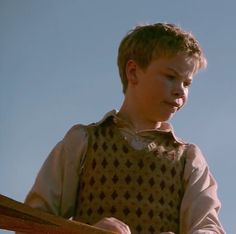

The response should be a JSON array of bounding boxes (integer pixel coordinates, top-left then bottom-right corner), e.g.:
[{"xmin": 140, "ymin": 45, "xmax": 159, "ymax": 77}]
[{"xmin": 117, "ymin": 23, "xmax": 207, "ymax": 93}]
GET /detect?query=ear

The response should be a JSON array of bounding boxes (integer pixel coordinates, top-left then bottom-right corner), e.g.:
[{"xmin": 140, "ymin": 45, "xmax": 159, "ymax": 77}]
[{"xmin": 125, "ymin": 60, "xmax": 139, "ymax": 85}]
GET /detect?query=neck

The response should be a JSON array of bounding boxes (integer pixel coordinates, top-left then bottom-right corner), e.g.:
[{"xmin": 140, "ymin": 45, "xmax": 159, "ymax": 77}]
[{"xmin": 118, "ymin": 98, "xmax": 162, "ymax": 132}]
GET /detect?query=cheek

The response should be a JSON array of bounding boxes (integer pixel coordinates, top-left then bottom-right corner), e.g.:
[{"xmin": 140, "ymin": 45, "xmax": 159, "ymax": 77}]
[
  {"xmin": 184, "ymin": 89, "xmax": 189, "ymax": 100},
  {"xmin": 154, "ymin": 79, "xmax": 170, "ymax": 94},
  {"xmin": 182, "ymin": 89, "xmax": 189, "ymax": 106},
  {"xmin": 177, "ymin": 89, "xmax": 189, "ymax": 111}
]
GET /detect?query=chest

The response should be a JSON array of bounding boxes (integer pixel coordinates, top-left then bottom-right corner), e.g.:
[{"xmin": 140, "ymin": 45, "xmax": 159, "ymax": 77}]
[{"xmin": 74, "ymin": 123, "xmax": 186, "ymax": 234}]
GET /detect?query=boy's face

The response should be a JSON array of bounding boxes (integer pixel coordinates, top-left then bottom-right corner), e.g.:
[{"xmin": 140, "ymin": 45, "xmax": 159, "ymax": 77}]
[{"xmin": 129, "ymin": 53, "xmax": 196, "ymax": 123}]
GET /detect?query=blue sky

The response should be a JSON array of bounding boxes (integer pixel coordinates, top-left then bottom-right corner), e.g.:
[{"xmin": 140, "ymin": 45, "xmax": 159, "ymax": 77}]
[{"xmin": 0, "ymin": 1, "xmax": 235, "ymax": 233}]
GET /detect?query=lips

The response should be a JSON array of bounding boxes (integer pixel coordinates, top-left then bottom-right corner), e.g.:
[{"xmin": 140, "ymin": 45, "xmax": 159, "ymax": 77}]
[{"xmin": 164, "ymin": 101, "xmax": 181, "ymax": 109}]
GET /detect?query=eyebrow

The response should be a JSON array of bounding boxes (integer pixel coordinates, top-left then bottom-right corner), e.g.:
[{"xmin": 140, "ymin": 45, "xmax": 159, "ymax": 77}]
[
  {"xmin": 166, "ymin": 67, "xmax": 181, "ymax": 76},
  {"xmin": 166, "ymin": 67, "xmax": 193, "ymax": 81}
]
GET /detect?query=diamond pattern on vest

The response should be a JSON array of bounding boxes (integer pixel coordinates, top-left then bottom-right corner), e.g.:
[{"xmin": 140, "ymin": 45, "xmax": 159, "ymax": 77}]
[{"xmin": 74, "ymin": 118, "xmax": 186, "ymax": 234}]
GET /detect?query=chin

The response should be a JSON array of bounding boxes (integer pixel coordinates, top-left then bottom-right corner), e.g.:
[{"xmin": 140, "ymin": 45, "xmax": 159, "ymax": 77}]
[{"xmin": 158, "ymin": 113, "xmax": 174, "ymax": 122}]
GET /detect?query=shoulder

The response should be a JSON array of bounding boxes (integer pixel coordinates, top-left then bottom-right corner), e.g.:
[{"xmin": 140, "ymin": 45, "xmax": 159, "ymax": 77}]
[
  {"xmin": 169, "ymin": 126, "xmax": 206, "ymax": 167},
  {"xmin": 185, "ymin": 143, "xmax": 207, "ymax": 168},
  {"xmin": 183, "ymin": 143, "xmax": 209, "ymax": 182},
  {"xmin": 63, "ymin": 124, "xmax": 89, "ymax": 149},
  {"xmin": 63, "ymin": 110, "xmax": 117, "ymax": 148}
]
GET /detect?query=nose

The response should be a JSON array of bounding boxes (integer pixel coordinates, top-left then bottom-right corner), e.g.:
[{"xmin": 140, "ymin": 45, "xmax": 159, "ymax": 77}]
[{"xmin": 173, "ymin": 83, "xmax": 185, "ymax": 98}]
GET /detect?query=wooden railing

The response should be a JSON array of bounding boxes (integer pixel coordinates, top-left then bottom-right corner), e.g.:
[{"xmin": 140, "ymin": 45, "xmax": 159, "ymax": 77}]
[{"xmin": 0, "ymin": 194, "xmax": 114, "ymax": 233}]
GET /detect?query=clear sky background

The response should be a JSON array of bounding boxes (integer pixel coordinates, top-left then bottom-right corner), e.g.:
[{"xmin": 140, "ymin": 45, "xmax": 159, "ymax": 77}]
[{"xmin": 0, "ymin": 1, "xmax": 235, "ymax": 233}]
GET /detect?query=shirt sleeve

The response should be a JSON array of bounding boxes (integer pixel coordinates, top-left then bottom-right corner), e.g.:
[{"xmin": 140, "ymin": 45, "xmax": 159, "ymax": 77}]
[
  {"xmin": 23, "ymin": 124, "xmax": 88, "ymax": 218},
  {"xmin": 180, "ymin": 144, "xmax": 225, "ymax": 234}
]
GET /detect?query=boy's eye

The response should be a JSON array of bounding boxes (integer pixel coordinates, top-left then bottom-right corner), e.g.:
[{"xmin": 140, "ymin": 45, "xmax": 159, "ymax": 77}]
[
  {"xmin": 183, "ymin": 81, "xmax": 192, "ymax": 87},
  {"xmin": 166, "ymin": 75, "xmax": 176, "ymax": 80}
]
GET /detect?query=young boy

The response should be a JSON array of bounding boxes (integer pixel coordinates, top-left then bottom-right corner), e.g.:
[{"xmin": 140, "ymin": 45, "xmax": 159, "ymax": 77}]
[{"xmin": 19, "ymin": 23, "xmax": 225, "ymax": 234}]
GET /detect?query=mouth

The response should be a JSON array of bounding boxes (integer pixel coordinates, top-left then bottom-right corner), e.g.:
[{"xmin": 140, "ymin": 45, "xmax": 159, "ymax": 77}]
[{"xmin": 165, "ymin": 101, "xmax": 180, "ymax": 108}]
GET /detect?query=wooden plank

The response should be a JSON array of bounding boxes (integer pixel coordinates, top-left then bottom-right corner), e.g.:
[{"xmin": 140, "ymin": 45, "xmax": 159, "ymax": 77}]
[{"xmin": 0, "ymin": 194, "xmax": 115, "ymax": 234}]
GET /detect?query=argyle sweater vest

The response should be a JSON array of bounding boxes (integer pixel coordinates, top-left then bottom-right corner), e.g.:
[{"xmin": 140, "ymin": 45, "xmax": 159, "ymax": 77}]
[{"xmin": 74, "ymin": 118, "xmax": 187, "ymax": 234}]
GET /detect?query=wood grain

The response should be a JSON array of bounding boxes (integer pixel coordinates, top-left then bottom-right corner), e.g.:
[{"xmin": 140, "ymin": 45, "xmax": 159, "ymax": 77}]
[{"xmin": 0, "ymin": 194, "xmax": 115, "ymax": 234}]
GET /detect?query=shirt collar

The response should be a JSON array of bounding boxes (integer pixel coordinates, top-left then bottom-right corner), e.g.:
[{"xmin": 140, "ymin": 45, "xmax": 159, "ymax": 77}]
[{"xmin": 96, "ymin": 110, "xmax": 185, "ymax": 144}]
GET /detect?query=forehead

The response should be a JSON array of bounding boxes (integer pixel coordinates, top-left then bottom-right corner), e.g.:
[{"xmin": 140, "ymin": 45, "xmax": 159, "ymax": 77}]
[{"xmin": 150, "ymin": 54, "xmax": 197, "ymax": 78}]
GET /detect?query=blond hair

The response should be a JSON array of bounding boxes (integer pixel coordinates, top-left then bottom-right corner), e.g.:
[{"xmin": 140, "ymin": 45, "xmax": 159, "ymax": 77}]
[{"xmin": 117, "ymin": 23, "xmax": 207, "ymax": 93}]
